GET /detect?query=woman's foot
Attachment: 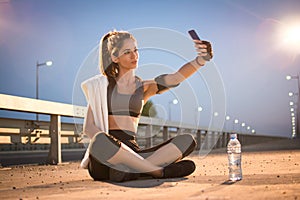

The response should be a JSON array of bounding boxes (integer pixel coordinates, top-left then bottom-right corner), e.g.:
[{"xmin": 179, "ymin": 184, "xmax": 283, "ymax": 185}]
[{"xmin": 162, "ymin": 160, "xmax": 196, "ymax": 178}]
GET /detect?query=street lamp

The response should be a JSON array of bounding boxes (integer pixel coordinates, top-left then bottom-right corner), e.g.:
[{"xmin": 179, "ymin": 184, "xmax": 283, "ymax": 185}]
[
  {"xmin": 197, "ymin": 106, "xmax": 203, "ymax": 112},
  {"xmin": 233, "ymin": 119, "xmax": 239, "ymax": 132},
  {"xmin": 168, "ymin": 99, "xmax": 178, "ymax": 121},
  {"xmin": 247, "ymin": 126, "xmax": 251, "ymax": 132},
  {"xmin": 225, "ymin": 115, "xmax": 230, "ymax": 132},
  {"xmin": 286, "ymin": 74, "xmax": 300, "ymax": 138},
  {"xmin": 241, "ymin": 122, "xmax": 246, "ymax": 133},
  {"xmin": 194, "ymin": 106, "xmax": 203, "ymax": 127},
  {"xmin": 36, "ymin": 60, "xmax": 53, "ymax": 121}
]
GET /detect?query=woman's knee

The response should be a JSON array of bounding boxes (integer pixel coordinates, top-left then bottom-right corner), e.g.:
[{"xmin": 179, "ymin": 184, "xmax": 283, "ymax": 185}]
[
  {"xmin": 89, "ymin": 132, "xmax": 121, "ymax": 162},
  {"xmin": 171, "ymin": 134, "xmax": 196, "ymax": 156}
]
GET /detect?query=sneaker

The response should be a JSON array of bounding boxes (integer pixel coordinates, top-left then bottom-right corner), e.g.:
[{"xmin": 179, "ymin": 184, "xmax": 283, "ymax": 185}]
[{"xmin": 162, "ymin": 160, "xmax": 196, "ymax": 178}]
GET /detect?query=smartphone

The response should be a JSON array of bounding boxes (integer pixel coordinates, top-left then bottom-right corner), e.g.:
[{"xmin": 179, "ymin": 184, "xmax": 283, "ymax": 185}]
[
  {"xmin": 188, "ymin": 29, "xmax": 212, "ymax": 61},
  {"xmin": 188, "ymin": 30, "xmax": 201, "ymax": 40}
]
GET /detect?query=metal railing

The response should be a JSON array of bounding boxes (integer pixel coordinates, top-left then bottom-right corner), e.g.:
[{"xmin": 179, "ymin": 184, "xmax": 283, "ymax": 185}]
[{"xmin": 0, "ymin": 93, "xmax": 285, "ymax": 165}]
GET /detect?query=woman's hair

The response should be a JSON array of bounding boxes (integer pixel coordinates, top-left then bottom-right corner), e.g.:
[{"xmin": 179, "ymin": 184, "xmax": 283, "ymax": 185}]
[{"xmin": 99, "ymin": 30, "xmax": 136, "ymax": 78}]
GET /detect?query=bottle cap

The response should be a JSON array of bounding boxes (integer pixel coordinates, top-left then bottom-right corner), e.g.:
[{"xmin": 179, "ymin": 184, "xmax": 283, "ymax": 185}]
[{"xmin": 230, "ymin": 133, "xmax": 237, "ymax": 139}]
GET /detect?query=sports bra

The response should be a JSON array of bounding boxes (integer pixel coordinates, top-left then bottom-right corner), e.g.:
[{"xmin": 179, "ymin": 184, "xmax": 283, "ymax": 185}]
[{"xmin": 107, "ymin": 77, "xmax": 144, "ymax": 118}]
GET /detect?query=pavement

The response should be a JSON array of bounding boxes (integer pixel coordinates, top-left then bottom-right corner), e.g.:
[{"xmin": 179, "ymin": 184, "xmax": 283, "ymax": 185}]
[{"xmin": 0, "ymin": 138, "xmax": 299, "ymax": 200}]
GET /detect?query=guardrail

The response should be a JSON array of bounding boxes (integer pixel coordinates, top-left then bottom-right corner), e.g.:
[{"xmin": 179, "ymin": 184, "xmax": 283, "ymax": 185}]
[{"xmin": 0, "ymin": 93, "xmax": 286, "ymax": 165}]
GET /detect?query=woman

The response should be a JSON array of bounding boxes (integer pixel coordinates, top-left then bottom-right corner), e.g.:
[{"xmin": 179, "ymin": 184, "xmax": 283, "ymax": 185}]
[{"xmin": 81, "ymin": 30, "xmax": 213, "ymax": 182}]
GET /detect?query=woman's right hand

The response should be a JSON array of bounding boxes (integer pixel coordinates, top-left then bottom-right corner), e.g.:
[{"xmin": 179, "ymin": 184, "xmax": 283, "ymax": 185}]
[{"xmin": 193, "ymin": 40, "xmax": 213, "ymax": 62}]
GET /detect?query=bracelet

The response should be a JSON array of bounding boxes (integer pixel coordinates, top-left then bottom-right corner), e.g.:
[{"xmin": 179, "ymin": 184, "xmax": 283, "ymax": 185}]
[{"xmin": 196, "ymin": 57, "xmax": 205, "ymax": 66}]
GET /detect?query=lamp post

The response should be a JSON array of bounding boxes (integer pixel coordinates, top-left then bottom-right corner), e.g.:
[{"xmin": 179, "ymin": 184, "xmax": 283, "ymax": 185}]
[
  {"xmin": 286, "ymin": 74, "xmax": 300, "ymax": 138},
  {"xmin": 194, "ymin": 106, "xmax": 203, "ymax": 127},
  {"xmin": 168, "ymin": 99, "xmax": 178, "ymax": 121},
  {"xmin": 247, "ymin": 126, "xmax": 251, "ymax": 133},
  {"xmin": 233, "ymin": 119, "xmax": 239, "ymax": 133},
  {"xmin": 225, "ymin": 115, "xmax": 230, "ymax": 132},
  {"xmin": 36, "ymin": 60, "xmax": 53, "ymax": 121},
  {"xmin": 241, "ymin": 122, "xmax": 246, "ymax": 133}
]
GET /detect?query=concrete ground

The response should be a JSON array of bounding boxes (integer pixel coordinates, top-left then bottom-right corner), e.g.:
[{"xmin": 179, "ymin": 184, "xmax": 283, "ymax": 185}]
[{"xmin": 0, "ymin": 139, "xmax": 299, "ymax": 200}]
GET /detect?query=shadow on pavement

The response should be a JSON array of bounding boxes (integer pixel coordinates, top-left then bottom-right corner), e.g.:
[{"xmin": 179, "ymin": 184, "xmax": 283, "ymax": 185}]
[{"xmin": 106, "ymin": 177, "xmax": 187, "ymax": 188}]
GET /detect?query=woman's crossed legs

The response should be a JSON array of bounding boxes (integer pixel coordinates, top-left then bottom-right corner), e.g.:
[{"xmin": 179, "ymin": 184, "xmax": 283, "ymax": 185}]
[{"xmin": 88, "ymin": 132, "xmax": 196, "ymax": 181}]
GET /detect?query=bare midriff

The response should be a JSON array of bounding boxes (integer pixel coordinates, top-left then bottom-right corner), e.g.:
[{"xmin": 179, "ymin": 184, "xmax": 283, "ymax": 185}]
[{"xmin": 108, "ymin": 115, "xmax": 140, "ymax": 133}]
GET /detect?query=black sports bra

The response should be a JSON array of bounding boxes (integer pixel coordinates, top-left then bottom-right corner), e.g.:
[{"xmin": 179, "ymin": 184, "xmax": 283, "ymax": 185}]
[{"xmin": 107, "ymin": 77, "xmax": 144, "ymax": 117}]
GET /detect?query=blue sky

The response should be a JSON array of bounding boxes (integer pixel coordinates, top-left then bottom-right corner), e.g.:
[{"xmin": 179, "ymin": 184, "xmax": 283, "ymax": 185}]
[{"xmin": 0, "ymin": 0, "xmax": 299, "ymax": 137}]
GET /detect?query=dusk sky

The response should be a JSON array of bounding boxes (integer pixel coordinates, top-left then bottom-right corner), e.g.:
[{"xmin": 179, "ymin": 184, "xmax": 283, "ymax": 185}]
[{"xmin": 0, "ymin": 0, "xmax": 299, "ymax": 138}]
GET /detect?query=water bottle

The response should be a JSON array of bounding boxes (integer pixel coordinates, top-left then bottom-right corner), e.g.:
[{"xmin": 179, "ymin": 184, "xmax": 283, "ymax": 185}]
[{"xmin": 227, "ymin": 133, "xmax": 242, "ymax": 181}]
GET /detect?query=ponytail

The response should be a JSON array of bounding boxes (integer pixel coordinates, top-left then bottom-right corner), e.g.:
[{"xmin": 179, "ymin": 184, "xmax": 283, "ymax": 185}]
[{"xmin": 99, "ymin": 32, "xmax": 119, "ymax": 78}]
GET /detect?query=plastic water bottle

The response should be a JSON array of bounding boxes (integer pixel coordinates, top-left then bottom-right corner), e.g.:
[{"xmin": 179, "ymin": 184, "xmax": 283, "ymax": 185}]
[{"xmin": 227, "ymin": 133, "xmax": 242, "ymax": 181}]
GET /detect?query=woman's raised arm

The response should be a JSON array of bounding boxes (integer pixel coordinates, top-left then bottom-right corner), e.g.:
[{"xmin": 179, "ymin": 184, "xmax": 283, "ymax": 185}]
[{"xmin": 143, "ymin": 39, "xmax": 213, "ymax": 101}]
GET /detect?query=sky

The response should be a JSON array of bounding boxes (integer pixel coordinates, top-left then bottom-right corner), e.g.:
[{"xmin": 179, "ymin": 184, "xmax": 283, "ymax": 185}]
[{"xmin": 0, "ymin": 0, "xmax": 299, "ymax": 138}]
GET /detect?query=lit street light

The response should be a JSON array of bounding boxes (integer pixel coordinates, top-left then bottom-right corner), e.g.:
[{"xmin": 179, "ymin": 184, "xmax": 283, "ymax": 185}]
[
  {"xmin": 233, "ymin": 119, "xmax": 239, "ymax": 132},
  {"xmin": 194, "ymin": 106, "xmax": 203, "ymax": 127},
  {"xmin": 241, "ymin": 122, "xmax": 246, "ymax": 133},
  {"xmin": 225, "ymin": 115, "xmax": 230, "ymax": 132},
  {"xmin": 213, "ymin": 112, "xmax": 219, "ymax": 117},
  {"xmin": 36, "ymin": 60, "xmax": 53, "ymax": 121},
  {"xmin": 197, "ymin": 106, "xmax": 203, "ymax": 112},
  {"xmin": 168, "ymin": 99, "xmax": 178, "ymax": 121}
]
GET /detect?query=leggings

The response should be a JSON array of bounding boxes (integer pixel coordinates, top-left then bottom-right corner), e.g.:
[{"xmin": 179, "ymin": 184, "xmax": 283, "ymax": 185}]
[{"xmin": 88, "ymin": 130, "xmax": 196, "ymax": 181}]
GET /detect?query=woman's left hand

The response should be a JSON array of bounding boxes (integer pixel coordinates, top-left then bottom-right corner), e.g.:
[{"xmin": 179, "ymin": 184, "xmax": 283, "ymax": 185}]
[{"xmin": 194, "ymin": 40, "xmax": 213, "ymax": 62}]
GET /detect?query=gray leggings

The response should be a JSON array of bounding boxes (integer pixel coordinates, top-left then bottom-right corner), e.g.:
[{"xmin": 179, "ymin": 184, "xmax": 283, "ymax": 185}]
[{"xmin": 88, "ymin": 131, "xmax": 196, "ymax": 180}]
